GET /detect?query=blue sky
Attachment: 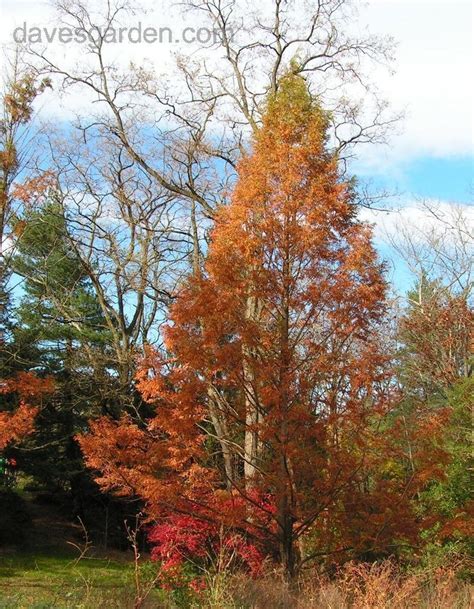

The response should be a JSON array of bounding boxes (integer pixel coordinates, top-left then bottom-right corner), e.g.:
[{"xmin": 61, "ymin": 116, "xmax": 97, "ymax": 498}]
[
  {"xmin": 355, "ymin": 0, "xmax": 473, "ymax": 206},
  {"xmin": 401, "ymin": 157, "xmax": 472, "ymax": 204},
  {"xmin": 1, "ymin": 0, "xmax": 472, "ymax": 296},
  {"xmin": 358, "ymin": 155, "xmax": 473, "ymax": 205}
]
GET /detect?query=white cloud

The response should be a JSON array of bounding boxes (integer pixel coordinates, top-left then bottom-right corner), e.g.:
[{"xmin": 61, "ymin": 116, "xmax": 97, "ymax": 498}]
[
  {"xmin": 359, "ymin": 199, "xmax": 474, "ymax": 240},
  {"xmin": 357, "ymin": 0, "xmax": 473, "ymax": 169},
  {"xmin": 0, "ymin": 235, "xmax": 14, "ymax": 256},
  {"xmin": 1, "ymin": 0, "xmax": 471, "ymax": 164}
]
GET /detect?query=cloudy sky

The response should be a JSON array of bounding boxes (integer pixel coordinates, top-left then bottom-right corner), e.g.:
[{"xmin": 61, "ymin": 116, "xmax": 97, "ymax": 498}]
[
  {"xmin": 0, "ymin": 0, "xmax": 472, "ymax": 291},
  {"xmin": 1, "ymin": 0, "xmax": 471, "ymax": 196},
  {"xmin": 357, "ymin": 0, "xmax": 472, "ymax": 203}
]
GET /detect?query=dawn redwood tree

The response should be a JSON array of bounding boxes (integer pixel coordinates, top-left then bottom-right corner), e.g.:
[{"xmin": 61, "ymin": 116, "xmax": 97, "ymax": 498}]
[{"xmin": 79, "ymin": 74, "xmax": 433, "ymax": 578}]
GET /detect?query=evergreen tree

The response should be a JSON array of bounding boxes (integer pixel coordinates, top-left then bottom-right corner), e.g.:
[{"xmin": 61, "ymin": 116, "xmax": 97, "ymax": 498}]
[{"xmin": 11, "ymin": 200, "xmax": 121, "ymax": 528}]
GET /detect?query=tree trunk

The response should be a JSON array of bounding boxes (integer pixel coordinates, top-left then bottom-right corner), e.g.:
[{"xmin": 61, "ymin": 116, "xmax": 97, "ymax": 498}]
[
  {"xmin": 277, "ymin": 482, "xmax": 297, "ymax": 581},
  {"xmin": 242, "ymin": 292, "xmax": 261, "ymax": 488},
  {"xmin": 207, "ymin": 384, "xmax": 234, "ymax": 486},
  {"xmin": 277, "ymin": 215, "xmax": 298, "ymax": 581}
]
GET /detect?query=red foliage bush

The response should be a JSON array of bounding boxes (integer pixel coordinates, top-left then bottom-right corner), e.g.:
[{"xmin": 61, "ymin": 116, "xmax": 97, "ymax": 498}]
[{"xmin": 148, "ymin": 511, "xmax": 266, "ymax": 589}]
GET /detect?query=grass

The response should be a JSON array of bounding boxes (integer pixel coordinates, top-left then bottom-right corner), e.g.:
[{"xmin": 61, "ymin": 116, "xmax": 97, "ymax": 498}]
[
  {"xmin": 0, "ymin": 488, "xmax": 169, "ymax": 608},
  {"xmin": 0, "ymin": 551, "xmax": 165, "ymax": 609},
  {"xmin": 0, "ymin": 552, "xmax": 472, "ymax": 609},
  {"xmin": 225, "ymin": 562, "xmax": 473, "ymax": 609}
]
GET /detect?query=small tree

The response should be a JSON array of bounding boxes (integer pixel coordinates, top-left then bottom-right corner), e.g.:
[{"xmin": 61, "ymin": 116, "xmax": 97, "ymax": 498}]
[{"xmin": 395, "ymin": 277, "xmax": 473, "ymax": 560}]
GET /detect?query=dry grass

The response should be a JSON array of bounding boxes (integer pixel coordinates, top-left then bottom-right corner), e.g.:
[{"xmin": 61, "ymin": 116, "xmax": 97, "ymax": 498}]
[{"xmin": 208, "ymin": 562, "xmax": 473, "ymax": 609}]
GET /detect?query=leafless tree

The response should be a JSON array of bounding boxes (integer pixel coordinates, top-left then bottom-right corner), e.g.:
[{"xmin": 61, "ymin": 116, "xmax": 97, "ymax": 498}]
[
  {"xmin": 44, "ymin": 132, "xmax": 198, "ymax": 393},
  {"xmin": 387, "ymin": 199, "xmax": 473, "ymax": 302},
  {"xmin": 26, "ymin": 0, "xmax": 399, "ymax": 221}
]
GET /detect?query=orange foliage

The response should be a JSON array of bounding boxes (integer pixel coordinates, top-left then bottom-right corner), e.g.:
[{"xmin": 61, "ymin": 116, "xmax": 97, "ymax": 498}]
[
  {"xmin": 12, "ymin": 171, "xmax": 56, "ymax": 208},
  {"xmin": 79, "ymin": 75, "xmax": 447, "ymax": 576},
  {"xmin": 0, "ymin": 372, "xmax": 54, "ymax": 450}
]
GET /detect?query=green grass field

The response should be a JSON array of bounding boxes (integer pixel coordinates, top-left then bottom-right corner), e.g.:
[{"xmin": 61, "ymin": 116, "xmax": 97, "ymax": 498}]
[
  {"xmin": 0, "ymin": 488, "xmax": 169, "ymax": 608},
  {"xmin": 0, "ymin": 551, "xmax": 166, "ymax": 609}
]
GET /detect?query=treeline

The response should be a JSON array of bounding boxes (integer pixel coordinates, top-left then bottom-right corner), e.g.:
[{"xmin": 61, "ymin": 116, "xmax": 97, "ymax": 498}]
[{"xmin": 0, "ymin": 0, "xmax": 472, "ymax": 586}]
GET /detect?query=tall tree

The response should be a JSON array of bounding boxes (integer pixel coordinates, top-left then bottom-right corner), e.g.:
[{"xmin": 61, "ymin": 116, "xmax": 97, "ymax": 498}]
[
  {"xmin": 11, "ymin": 199, "xmax": 120, "ymax": 514},
  {"xmin": 0, "ymin": 54, "xmax": 51, "ymax": 455},
  {"xmin": 79, "ymin": 75, "xmax": 427, "ymax": 579},
  {"xmin": 23, "ymin": 0, "xmax": 398, "ymax": 424}
]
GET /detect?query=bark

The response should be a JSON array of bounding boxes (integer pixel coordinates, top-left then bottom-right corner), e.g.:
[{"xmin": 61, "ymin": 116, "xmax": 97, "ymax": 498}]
[
  {"xmin": 277, "ymin": 217, "xmax": 298, "ymax": 580},
  {"xmin": 242, "ymin": 292, "xmax": 261, "ymax": 487},
  {"xmin": 207, "ymin": 384, "xmax": 235, "ymax": 486}
]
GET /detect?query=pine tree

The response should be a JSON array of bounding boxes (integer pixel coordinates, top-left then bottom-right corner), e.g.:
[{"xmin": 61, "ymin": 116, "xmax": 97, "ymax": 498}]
[{"xmin": 11, "ymin": 200, "xmax": 110, "ymax": 502}]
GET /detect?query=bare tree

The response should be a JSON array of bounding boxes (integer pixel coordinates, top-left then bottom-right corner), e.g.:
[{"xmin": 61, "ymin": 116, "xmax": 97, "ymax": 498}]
[
  {"xmin": 26, "ymin": 0, "xmax": 398, "ymax": 219},
  {"xmin": 387, "ymin": 199, "xmax": 473, "ymax": 301},
  {"xmin": 44, "ymin": 133, "xmax": 197, "ymax": 395}
]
